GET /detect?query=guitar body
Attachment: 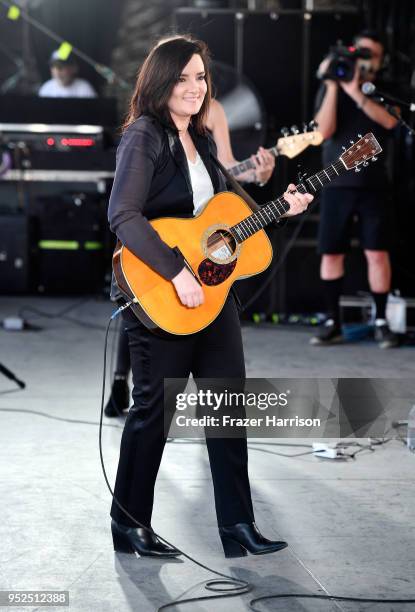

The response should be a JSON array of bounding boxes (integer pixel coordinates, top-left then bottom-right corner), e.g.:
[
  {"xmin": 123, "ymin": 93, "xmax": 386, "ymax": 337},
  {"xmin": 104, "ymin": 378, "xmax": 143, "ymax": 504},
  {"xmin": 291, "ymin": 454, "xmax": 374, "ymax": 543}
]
[{"xmin": 116, "ymin": 191, "xmax": 273, "ymax": 335}]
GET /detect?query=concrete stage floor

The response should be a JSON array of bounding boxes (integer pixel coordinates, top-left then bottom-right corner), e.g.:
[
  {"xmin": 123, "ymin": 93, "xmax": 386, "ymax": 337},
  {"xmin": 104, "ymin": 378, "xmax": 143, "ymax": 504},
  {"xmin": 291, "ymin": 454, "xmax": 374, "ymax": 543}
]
[{"xmin": 0, "ymin": 297, "xmax": 414, "ymax": 612}]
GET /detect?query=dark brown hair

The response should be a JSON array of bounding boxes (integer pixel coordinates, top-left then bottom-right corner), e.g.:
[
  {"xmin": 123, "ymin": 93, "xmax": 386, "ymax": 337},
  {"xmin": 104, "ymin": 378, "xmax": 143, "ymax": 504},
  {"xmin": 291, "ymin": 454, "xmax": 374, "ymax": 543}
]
[{"xmin": 123, "ymin": 35, "xmax": 212, "ymax": 134}]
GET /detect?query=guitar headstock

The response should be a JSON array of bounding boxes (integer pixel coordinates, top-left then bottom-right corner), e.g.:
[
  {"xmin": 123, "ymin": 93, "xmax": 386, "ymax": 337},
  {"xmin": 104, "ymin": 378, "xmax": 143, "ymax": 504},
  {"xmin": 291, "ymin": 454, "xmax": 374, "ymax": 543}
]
[
  {"xmin": 276, "ymin": 129, "xmax": 323, "ymax": 159},
  {"xmin": 340, "ymin": 133, "xmax": 382, "ymax": 171}
]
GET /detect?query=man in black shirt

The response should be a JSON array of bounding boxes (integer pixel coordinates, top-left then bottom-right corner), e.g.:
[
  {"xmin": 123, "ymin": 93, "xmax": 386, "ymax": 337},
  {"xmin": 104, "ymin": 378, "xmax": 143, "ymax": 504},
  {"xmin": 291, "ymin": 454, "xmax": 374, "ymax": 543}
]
[{"xmin": 310, "ymin": 30, "xmax": 399, "ymax": 349}]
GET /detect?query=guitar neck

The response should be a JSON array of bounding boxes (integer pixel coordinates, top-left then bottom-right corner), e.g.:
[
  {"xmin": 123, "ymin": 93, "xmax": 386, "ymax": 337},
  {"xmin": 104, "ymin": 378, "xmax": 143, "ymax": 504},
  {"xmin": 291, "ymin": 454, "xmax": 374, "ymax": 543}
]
[
  {"xmin": 228, "ymin": 146, "xmax": 279, "ymax": 177},
  {"xmin": 231, "ymin": 158, "xmax": 346, "ymax": 243}
]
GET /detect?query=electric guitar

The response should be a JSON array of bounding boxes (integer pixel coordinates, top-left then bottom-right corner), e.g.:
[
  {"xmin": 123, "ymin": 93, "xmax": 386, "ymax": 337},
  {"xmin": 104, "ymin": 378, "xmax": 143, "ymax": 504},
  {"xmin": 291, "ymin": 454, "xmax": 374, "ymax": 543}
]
[
  {"xmin": 114, "ymin": 133, "xmax": 382, "ymax": 335},
  {"xmin": 229, "ymin": 127, "xmax": 323, "ymax": 177}
]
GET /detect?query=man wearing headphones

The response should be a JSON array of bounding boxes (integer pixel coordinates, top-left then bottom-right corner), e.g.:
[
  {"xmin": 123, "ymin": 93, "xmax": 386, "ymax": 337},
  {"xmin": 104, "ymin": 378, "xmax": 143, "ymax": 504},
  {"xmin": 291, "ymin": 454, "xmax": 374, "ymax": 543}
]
[{"xmin": 310, "ymin": 30, "xmax": 399, "ymax": 349}]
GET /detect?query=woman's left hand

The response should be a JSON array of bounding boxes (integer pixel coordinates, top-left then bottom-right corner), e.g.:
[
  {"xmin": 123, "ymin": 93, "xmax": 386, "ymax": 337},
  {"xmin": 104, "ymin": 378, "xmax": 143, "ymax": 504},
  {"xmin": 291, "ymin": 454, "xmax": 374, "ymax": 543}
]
[
  {"xmin": 283, "ymin": 184, "xmax": 313, "ymax": 216},
  {"xmin": 251, "ymin": 146, "xmax": 275, "ymax": 184}
]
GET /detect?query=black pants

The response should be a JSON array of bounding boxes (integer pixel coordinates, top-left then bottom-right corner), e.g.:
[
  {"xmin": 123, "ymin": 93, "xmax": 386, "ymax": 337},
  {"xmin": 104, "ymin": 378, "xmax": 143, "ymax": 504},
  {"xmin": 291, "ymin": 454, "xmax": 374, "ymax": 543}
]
[
  {"xmin": 318, "ymin": 188, "xmax": 390, "ymax": 253},
  {"xmin": 110, "ymin": 294, "xmax": 255, "ymax": 528}
]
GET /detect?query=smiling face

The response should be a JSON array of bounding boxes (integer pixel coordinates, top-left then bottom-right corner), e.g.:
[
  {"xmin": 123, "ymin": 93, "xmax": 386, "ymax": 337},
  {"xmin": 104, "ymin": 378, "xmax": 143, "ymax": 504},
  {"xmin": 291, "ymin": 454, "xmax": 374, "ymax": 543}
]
[{"xmin": 167, "ymin": 53, "xmax": 207, "ymax": 127}]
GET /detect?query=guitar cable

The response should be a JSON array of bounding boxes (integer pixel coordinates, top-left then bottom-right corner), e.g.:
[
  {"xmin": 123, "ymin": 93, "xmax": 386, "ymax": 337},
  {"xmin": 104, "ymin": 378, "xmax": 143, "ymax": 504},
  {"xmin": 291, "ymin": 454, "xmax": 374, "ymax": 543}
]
[{"xmin": 100, "ymin": 311, "xmax": 415, "ymax": 611}]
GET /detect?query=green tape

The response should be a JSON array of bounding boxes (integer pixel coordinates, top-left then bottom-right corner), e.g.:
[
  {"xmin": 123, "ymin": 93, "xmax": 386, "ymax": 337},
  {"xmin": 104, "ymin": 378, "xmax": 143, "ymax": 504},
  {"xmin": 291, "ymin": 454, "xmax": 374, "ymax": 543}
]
[
  {"xmin": 57, "ymin": 42, "xmax": 73, "ymax": 60},
  {"xmin": 8, "ymin": 5, "xmax": 21, "ymax": 20},
  {"xmin": 38, "ymin": 240, "xmax": 79, "ymax": 250},
  {"xmin": 84, "ymin": 241, "xmax": 103, "ymax": 250}
]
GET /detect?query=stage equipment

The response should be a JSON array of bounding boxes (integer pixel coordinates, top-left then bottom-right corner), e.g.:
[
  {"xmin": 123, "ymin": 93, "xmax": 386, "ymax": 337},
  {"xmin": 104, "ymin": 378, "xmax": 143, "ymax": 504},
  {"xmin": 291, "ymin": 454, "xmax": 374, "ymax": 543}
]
[
  {"xmin": 114, "ymin": 134, "xmax": 382, "ymax": 335},
  {"xmin": 30, "ymin": 192, "xmax": 107, "ymax": 294},
  {"xmin": 0, "ymin": 97, "xmax": 116, "ymax": 294},
  {"xmin": 361, "ymin": 82, "xmax": 415, "ymax": 136},
  {"xmin": 0, "ymin": 96, "xmax": 117, "ymax": 175},
  {"xmin": 312, "ymin": 443, "xmax": 346, "ymax": 460},
  {"xmin": 339, "ymin": 295, "xmax": 415, "ymax": 333},
  {"xmin": 0, "ymin": 363, "xmax": 25, "ymax": 389},
  {"xmin": 0, "ymin": 213, "xmax": 33, "ymax": 293}
]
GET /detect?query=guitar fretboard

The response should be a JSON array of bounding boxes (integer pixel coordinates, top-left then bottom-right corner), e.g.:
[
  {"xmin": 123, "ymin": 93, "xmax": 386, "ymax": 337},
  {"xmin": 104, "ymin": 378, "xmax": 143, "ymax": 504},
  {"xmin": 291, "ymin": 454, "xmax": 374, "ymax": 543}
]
[{"xmin": 231, "ymin": 159, "xmax": 345, "ymax": 242}]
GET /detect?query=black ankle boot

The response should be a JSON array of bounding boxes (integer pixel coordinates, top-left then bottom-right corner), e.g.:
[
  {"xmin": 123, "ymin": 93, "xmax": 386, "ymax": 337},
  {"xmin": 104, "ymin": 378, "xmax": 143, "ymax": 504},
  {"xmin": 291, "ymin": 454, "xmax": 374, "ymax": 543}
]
[
  {"xmin": 111, "ymin": 520, "xmax": 181, "ymax": 558},
  {"xmin": 219, "ymin": 522, "xmax": 288, "ymax": 558},
  {"xmin": 104, "ymin": 378, "xmax": 130, "ymax": 417}
]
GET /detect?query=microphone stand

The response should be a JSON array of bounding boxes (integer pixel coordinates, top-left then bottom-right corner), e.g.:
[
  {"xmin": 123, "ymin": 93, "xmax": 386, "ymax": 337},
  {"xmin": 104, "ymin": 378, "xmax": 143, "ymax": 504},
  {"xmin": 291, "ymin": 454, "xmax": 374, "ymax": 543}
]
[
  {"xmin": 366, "ymin": 87, "xmax": 415, "ymax": 136},
  {"xmin": 377, "ymin": 98, "xmax": 415, "ymax": 137},
  {"xmin": 371, "ymin": 87, "xmax": 415, "ymax": 112},
  {"xmin": 0, "ymin": 363, "xmax": 26, "ymax": 389}
]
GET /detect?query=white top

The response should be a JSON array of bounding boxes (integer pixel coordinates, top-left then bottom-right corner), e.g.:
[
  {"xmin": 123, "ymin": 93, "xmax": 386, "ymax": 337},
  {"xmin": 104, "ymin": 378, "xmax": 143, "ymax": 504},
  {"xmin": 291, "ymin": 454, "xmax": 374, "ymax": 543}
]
[
  {"xmin": 38, "ymin": 78, "xmax": 97, "ymax": 98},
  {"xmin": 187, "ymin": 153, "xmax": 214, "ymax": 216}
]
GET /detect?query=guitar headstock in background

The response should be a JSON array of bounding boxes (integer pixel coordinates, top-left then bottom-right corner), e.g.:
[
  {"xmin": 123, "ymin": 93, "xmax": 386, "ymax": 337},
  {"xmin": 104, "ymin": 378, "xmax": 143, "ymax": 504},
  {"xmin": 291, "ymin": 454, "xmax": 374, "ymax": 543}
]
[{"xmin": 276, "ymin": 122, "xmax": 324, "ymax": 159}]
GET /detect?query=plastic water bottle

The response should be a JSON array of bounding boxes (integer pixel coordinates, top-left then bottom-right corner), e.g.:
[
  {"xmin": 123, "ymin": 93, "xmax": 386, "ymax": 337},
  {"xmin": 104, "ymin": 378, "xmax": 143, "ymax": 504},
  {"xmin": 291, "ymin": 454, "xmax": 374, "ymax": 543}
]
[{"xmin": 407, "ymin": 405, "xmax": 415, "ymax": 452}]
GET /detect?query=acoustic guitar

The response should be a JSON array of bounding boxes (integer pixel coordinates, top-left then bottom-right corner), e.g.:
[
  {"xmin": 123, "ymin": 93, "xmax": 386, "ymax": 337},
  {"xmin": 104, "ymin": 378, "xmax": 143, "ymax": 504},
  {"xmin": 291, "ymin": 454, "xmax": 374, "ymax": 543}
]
[{"xmin": 114, "ymin": 133, "xmax": 382, "ymax": 335}]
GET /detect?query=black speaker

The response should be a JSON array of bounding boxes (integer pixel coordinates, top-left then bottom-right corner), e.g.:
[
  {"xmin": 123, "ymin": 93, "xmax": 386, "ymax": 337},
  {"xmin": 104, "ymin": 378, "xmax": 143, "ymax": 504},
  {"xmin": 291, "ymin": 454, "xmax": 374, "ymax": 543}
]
[
  {"xmin": 0, "ymin": 213, "xmax": 33, "ymax": 294},
  {"xmin": 30, "ymin": 193, "xmax": 106, "ymax": 294}
]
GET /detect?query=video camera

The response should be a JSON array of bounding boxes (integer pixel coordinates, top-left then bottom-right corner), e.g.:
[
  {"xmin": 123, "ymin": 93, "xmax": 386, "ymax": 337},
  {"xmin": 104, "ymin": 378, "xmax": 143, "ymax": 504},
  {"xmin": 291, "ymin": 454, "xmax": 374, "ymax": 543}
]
[{"xmin": 318, "ymin": 44, "xmax": 373, "ymax": 82}]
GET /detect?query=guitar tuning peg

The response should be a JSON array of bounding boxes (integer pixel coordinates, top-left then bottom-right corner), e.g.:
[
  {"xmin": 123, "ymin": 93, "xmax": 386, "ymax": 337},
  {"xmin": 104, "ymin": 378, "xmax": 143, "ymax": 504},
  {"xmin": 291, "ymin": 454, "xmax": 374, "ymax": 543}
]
[
  {"xmin": 308, "ymin": 120, "xmax": 318, "ymax": 130},
  {"xmin": 349, "ymin": 139, "xmax": 355, "ymax": 144},
  {"xmin": 281, "ymin": 126, "xmax": 289, "ymax": 137},
  {"xmin": 371, "ymin": 156, "xmax": 378, "ymax": 161},
  {"xmin": 291, "ymin": 125, "xmax": 299, "ymax": 134},
  {"xmin": 358, "ymin": 133, "xmax": 363, "ymax": 138},
  {"xmin": 354, "ymin": 166, "xmax": 361, "ymax": 173},
  {"xmin": 302, "ymin": 122, "xmax": 308, "ymax": 132},
  {"xmin": 363, "ymin": 161, "xmax": 369, "ymax": 167},
  {"xmin": 342, "ymin": 146, "xmax": 347, "ymax": 151}
]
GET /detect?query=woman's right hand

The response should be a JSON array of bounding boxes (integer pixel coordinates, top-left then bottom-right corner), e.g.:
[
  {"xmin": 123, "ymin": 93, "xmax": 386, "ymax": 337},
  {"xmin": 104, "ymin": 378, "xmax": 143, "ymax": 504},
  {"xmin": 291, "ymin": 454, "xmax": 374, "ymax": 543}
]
[{"xmin": 172, "ymin": 267, "xmax": 205, "ymax": 308}]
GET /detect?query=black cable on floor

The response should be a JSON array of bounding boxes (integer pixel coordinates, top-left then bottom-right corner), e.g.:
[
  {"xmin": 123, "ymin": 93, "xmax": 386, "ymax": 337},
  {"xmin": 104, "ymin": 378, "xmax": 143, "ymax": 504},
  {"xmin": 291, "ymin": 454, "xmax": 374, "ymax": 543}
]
[
  {"xmin": 16, "ymin": 299, "xmax": 112, "ymax": 331},
  {"xmin": 18, "ymin": 297, "xmax": 91, "ymax": 320},
  {"xmin": 249, "ymin": 592, "xmax": 415, "ymax": 609},
  {"xmin": 0, "ymin": 407, "xmax": 123, "ymax": 428}
]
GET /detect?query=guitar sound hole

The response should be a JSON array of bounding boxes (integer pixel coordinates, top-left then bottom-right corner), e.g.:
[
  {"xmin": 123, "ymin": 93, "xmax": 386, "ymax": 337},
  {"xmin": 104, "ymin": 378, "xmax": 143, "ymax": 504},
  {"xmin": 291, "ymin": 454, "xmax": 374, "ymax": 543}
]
[{"xmin": 206, "ymin": 229, "xmax": 236, "ymax": 262}]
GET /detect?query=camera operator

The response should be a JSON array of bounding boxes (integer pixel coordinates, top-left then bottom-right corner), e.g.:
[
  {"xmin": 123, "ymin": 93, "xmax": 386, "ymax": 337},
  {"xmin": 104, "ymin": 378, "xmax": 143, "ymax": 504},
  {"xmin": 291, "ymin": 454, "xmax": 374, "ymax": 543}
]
[{"xmin": 310, "ymin": 30, "xmax": 399, "ymax": 349}]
